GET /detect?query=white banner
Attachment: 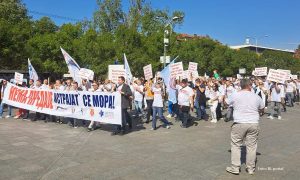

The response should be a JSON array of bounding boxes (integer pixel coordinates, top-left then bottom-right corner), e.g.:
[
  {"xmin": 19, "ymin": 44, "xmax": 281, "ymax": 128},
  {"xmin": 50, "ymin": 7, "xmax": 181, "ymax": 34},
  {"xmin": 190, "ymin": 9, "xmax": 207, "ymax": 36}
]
[
  {"xmin": 253, "ymin": 67, "xmax": 268, "ymax": 76},
  {"xmin": 290, "ymin": 75, "xmax": 298, "ymax": 80},
  {"xmin": 108, "ymin": 65, "xmax": 125, "ymax": 83},
  {"xmin": 267, "ymin": 69, "xmax": 289, "ymax": 83},
  {"xmin": 188, "ymin": 62, "xmax": 198, "ymax": 72},
  {"xmin": 14, "ymin": 72, "xmax": 24, "ymax": 84},
  {"xmin": 79, "ymin": 68, "xmax": 94, "ymax": 81},
  {"xmin": 183, "ymin": 70, "xmax": 199, "ymax": 81},
  {"xmin": 143, "ymin": 64, "xmax": 153, "ymax": 80},
  {"xmin": 170, "ymin": 62, "xmax": 184, "ymax": 78},
  {"xmin": 2, "ymin": 83, "xmax": 122, "ymax": 125},
  {"xmin": 277, "ymin": 69, "xmax": 291, "ymax": 80}
]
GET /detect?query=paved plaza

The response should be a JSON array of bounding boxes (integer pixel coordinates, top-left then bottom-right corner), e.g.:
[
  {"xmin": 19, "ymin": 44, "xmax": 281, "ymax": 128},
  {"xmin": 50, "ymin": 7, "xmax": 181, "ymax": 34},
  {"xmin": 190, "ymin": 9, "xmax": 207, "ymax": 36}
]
[{"xmin": 0, "ymin": 106, "xmax": 299, "ymax": 180}]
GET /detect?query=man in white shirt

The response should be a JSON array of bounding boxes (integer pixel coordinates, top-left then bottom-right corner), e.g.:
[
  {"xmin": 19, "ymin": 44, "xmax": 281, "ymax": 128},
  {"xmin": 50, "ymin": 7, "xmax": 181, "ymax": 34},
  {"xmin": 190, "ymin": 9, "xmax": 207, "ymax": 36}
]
[
  {"xmin": 286, "ymin": 80, "xmax": 296, "ymax": 107},
  {"xmin": 177, "ymin": 79, "xmax": 194, "ymax": 128},
  {"xmin": 268, "ymin": 82, "xmax": 283, "ymax": 120},
  {"xmin": 225, "ymin": 80, "xmax": 236, "ymax": 122},
  {"xmin": 226, "ymin": 79, "xmax": 264, "ymax": 175}
]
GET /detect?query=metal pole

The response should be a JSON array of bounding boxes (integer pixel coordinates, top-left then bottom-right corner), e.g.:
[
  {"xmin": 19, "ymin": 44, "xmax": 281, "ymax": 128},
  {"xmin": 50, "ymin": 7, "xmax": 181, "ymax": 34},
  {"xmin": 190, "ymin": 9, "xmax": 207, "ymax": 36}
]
[
  {"xmin": 255, "ymin": 38, "xmax": 258, "ymax": 54},
  {"xmin": 163, "ymin": 30, "xmax": 167, "ymax": 68}
]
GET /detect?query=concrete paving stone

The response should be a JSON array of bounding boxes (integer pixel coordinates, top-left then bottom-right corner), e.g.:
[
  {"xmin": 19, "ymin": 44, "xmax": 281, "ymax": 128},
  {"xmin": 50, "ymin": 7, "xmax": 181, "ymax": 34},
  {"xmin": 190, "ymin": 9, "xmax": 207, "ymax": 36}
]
[{"xmin": 0, "ymin": 105, "xmax": 299, "ymax": 179}]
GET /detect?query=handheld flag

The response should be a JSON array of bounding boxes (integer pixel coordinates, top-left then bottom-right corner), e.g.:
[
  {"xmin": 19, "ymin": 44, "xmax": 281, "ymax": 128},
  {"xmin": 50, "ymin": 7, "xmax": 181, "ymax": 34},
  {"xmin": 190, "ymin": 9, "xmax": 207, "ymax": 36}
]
[
  {"xmin": 160, "ymin": 56, "xmax": 179, "ymax": 103},
  {"xmin": 124, "ymin": 53, "xmax": 133, "ymax": 83},
  {"xmin": 60, "ymin": 47, "xmax": 81, "ymax": 84},
  {"xmin": 28, "ymin": 59, "xmax": 39, "ymax": 82}
]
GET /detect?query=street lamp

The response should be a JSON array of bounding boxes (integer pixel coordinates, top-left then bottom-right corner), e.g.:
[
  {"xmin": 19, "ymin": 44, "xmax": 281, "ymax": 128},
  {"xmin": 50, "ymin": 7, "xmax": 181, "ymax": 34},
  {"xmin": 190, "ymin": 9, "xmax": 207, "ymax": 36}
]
[
  {"xmin": 246, "ymin": 35, "xmax": 269, "ymax": 54},
  {"xmin": 157, "ymin": 15, "xmax": 184, "ymax": 68}
]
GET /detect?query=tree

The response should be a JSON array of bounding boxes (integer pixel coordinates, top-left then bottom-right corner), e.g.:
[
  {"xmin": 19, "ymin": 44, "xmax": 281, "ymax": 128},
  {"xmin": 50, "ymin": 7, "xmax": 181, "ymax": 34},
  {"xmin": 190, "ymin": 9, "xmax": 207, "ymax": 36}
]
[{"xmin": 93, "ymin": 0, "xmax": 124, "ymax": 33}]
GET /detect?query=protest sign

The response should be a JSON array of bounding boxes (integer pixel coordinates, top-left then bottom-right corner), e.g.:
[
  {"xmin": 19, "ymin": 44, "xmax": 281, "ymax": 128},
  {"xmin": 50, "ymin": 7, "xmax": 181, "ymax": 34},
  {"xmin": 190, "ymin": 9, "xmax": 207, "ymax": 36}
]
[
  {"xmin": 277, "ymin": 69, "xmax": 291, "ymax": 80},
  {"xmin": 290, "ymin": 75, "xmax": 298, "ymax": 80},
  {"xmin": 253, "ymin": 67, "xmax": 268, "ymax": 76},
  {"xmin": 78, "ymin": 68, "xmax": 94, "ymax": 81},
  {"xmin": 108, "ymin": 65, "xmax": 125, "ymax": 83},
  {"xmin": 170, "ymin": 62, "xmax": 184, "ymax": 78},
  {"xmin": 183, "ymin": 70, "xmax": 199, "ymax": 81},
  {"xmin": 2, "ymin": 83, "xmax": 122, "ymax": 125},
  {"xmin": 267, "ymin": 69, "xmax": 289, "ymax": 83},
  {"xmin": 143, "ymin": 64, "xmax": 153, "ymax": 80},
  {"xmin": 188, "ymin": 62, "xmax": 198, "ymax": 72},
  {"xmin": 14, "ymin": 72, "xmax": 23, "ymax": 84}
]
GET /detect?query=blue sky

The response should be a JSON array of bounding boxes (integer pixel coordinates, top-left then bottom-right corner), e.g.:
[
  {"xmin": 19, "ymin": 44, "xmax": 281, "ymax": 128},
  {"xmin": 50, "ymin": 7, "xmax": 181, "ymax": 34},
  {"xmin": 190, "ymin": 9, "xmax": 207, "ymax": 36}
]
[{"xmin": 23, "ymin": 0, "xmax": 300, "ymax": 50}]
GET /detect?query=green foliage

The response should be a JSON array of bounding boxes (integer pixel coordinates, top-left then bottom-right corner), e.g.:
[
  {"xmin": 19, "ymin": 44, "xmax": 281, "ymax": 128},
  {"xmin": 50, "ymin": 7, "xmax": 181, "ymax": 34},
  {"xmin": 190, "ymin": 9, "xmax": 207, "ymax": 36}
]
[{"xmin": 1, "ymin": 0, "xmax": 300, "ymax": 79}]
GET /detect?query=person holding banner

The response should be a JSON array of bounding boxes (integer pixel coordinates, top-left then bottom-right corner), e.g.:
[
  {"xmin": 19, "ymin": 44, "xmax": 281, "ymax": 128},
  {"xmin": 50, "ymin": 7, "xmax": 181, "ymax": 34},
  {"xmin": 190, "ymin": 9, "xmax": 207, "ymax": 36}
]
[
  {"xmin": 22, "ymin": 79, "xmax": 35, "ymax": 120},
  {"xmin": 112, "ymin": 76, "xmax": 133, "ymax": 135},
  {"xmin": 0, "ymin": 79, "xmax": 12, "ymax": 119},
  {"xmin": 286, "ymin": 79, "xmax": 296, "ymax": 107},
  {"xmin": 32, "ymin": 80, "xmax": 42, "ymax": 121},
  {"xmin": 151, "ymin": 82, "xmax": 171, "ymax": 130},
  {"xmin": 268, "ymin": 82, "xmax": 283, "ymax": 120},
  {"xmin": 87, "ymin": 81, "xmax": 102, "ymax": 131}
]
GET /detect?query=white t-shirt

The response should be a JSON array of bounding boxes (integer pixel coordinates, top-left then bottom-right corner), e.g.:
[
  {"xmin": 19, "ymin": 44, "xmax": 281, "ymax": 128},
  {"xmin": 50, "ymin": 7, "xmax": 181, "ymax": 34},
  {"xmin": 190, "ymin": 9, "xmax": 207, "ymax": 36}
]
[
  {"xmin": 228, "ymin": 90, "xmax": 264, "ymax": 123},
  {"xmin": 134, "ymin": 85, "xmax": 144, "ymax": 102},
  {"xmin": 152, "ymin": 87, "xmax": 163, "ymax": 107},
  {"xmin": 177, "ymin": 85, "xmax": 194, "ymax": 106},
  {"xmin": 286, "ymin": 82, "xmax": 296, "ymax": 93},
  {"xmin": 270, "ymin": 84, "xmax": 283, "ymax": 102}
]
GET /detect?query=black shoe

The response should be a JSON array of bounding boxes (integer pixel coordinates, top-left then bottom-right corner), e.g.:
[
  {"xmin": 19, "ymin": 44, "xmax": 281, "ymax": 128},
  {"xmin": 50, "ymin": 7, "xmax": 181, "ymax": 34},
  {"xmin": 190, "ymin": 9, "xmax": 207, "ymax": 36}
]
[{"xmin": 44, "ymin": 120, "xmax": 47, "ymax": 123}]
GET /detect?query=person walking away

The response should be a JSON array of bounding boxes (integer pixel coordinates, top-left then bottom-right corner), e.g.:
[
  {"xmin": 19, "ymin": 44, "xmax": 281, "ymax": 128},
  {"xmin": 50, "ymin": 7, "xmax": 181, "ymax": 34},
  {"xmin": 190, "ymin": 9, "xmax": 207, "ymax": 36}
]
[
  {"xmin": 226, "ymin": 79, "xmax": 265, "ymax": 175},
  {"xmin": 268, "ymin": 82, "xmax": 283, "ymax": 120},
  {"xmin": 286, "ymin": 79, "xmax": 296, "ymax": 107},
  {"xmin": 224, "ymin": 80, "xmax": 236, "ymax": 122}
]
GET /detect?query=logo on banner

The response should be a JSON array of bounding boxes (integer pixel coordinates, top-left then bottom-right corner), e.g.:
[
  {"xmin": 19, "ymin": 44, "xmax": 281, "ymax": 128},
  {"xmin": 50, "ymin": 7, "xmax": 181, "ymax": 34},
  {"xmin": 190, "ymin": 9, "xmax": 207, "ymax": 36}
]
[
  {"xmin": 99, "ymin": 110, "xmax": 104, "ymax": 117},
  {"xmin": 90, "ymin": 108, "xmax": 95, "ymax": 116}
]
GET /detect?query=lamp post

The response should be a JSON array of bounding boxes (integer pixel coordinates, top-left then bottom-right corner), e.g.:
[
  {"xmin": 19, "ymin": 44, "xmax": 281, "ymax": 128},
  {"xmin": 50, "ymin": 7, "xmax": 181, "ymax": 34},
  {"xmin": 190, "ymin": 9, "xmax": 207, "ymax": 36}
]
[
  {"xmin": 157, "ymin": 16, "xmax": 184, "ymax": 68},
  {"xmin": 246, "ymin": 35, "xmax": 269, "ymax": 54}
]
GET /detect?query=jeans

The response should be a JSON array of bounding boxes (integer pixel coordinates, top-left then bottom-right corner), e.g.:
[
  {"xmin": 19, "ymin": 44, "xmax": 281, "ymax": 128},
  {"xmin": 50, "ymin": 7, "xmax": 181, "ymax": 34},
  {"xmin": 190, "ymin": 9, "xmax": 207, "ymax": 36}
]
[
  {"xmin": 179, "ymin": 105, "xmax": 190, "ymax": 127},
  {"xmin": 146, "ymin": 99, "xmax": 153, "ymax": 121},
  {"xmin": 270, "ymin": 101, "xmax": 281, "ymax": 117},
  {"xmin": 152, "ymin": 106, "xmax": 169, "ymax": 129},
  {"xmin": 134, "ymin": 100, "xmax": 144, "ymax": 116},
  {"xmin": 0, "ymin": 102, "xmax": 12, "ymax": 117},
  {"xmin": 286, "ymin": 92, "xmax": 294, "ymax": 107},
  {"xmin": 168, "ymin": 101, "xmax": 173, "ymax": 114},
  {"xmin": 226, "ymin": 106, "xmax": 233, "ymax": 120}
]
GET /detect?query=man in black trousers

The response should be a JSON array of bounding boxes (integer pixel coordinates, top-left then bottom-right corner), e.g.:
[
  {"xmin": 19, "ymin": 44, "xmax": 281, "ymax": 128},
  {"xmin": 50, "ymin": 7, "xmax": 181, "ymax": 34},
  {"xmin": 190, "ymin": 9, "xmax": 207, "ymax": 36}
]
[{"xmin": 112, "ymin": 76, "xmax": 133, "ymax": 136}]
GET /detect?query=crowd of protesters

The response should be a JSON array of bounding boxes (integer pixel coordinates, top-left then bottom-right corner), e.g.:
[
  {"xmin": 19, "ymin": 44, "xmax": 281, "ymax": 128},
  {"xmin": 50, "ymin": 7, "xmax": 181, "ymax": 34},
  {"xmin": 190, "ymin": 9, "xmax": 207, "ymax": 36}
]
[{"xmin": 0, "ymin": 73, "xmax": 299, "ymax": 135}]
